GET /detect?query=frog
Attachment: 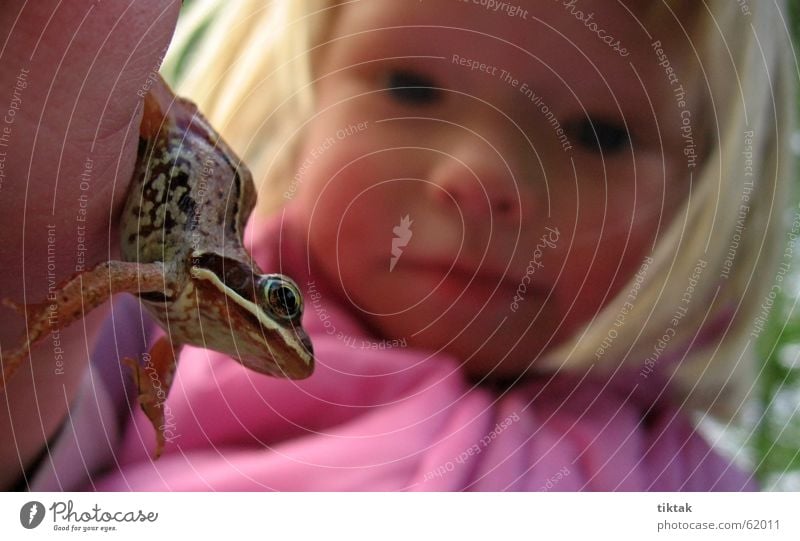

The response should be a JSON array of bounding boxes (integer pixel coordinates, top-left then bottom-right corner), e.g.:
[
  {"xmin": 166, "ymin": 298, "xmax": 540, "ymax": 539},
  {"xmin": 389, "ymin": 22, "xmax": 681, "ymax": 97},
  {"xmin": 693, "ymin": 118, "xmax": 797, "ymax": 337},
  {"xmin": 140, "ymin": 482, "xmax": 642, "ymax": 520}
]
[{"xmin": 0, "ymin": 75, "xmax": 314, "ymax": 457}]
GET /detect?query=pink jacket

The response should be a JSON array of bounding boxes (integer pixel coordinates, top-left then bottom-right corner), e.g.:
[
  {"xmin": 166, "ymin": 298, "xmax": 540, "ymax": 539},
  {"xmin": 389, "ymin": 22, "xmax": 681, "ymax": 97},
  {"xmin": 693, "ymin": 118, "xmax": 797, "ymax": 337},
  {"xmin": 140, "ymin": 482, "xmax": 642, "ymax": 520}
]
[{"xmin": 30, "ymin": 211, "xmax": 756, "ymax": 491}]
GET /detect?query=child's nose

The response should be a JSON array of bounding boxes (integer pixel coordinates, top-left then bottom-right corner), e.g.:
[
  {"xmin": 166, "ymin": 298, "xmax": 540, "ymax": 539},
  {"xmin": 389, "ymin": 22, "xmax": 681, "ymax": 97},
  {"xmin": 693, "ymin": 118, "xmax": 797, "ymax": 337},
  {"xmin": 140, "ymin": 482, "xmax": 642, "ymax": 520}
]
[{"xmin": 429, "ymin": 149, "xmax": 521, "ymax": 223}]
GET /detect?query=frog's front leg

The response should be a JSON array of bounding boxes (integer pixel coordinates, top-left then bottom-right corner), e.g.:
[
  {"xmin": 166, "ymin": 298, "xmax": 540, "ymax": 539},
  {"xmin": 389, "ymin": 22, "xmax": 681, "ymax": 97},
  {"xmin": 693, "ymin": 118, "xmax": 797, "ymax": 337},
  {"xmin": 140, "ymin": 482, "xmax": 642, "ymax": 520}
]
[
  {"xmin": 123, "ymin": 336, "xmax": 179, "ymax": 459},
  {"xmin": 0, "ymin": 260, "xmax": 170, "ymax": 388}
]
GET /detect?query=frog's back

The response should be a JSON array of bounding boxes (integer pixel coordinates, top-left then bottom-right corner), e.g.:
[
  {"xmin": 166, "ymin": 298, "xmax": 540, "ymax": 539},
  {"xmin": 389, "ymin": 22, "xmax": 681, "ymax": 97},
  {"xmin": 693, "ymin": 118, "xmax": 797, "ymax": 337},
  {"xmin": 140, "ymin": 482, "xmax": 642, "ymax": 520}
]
[{"xmin": 120, "ymin": 79, "xmax": 256, "ymax": 266}]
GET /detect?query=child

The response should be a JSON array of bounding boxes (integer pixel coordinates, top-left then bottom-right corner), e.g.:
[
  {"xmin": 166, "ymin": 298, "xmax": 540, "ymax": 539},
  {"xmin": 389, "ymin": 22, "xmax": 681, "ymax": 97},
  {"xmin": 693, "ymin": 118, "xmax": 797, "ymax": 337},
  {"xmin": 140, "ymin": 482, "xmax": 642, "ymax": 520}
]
[{"xmin": 6, "ymin": 0, "xmax": 794, "ymax": 490}]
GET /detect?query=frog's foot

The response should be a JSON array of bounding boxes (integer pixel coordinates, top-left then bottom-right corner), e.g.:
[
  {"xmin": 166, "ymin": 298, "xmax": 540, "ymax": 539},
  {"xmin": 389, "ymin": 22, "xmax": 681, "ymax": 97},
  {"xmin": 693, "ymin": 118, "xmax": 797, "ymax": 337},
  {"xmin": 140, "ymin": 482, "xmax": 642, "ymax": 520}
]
[
  {"xmin": 1, "ymin": 261, "xmax": 168, "ymax": 389},
  {"xmin": 2, "ymin": 297, "xmax": 29, "ymax": 314},
  {"xmin": 123, "ymin": 336, "xmax": 179, "ymax": 459}
]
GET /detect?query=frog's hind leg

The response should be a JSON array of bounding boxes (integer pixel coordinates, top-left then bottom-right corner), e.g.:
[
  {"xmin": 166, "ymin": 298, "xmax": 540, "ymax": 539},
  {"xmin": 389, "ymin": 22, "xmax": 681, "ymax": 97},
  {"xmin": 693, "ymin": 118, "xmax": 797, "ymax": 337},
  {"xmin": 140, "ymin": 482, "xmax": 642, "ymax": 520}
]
[
  {"xmin": 123, "ymin": 336, "xmax": 178, "ymax": 459},
  {"xmin": 0, "ymin": 260, "xmax": 169, "ymax": 389}
]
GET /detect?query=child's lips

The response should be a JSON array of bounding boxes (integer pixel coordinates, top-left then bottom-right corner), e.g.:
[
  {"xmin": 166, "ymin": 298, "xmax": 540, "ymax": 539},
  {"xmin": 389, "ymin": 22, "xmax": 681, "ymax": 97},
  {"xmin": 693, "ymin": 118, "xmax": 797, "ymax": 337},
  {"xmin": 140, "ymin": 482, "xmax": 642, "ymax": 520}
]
[{"xmin": 402, "ymin": 258, "xmax": 531, "ymax": 298}]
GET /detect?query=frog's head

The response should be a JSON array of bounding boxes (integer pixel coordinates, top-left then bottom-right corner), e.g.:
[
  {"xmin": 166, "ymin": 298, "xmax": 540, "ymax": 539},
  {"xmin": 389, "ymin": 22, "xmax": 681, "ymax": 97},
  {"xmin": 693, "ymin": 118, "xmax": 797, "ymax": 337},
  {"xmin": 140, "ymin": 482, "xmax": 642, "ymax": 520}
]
[{"xmin": 188, "ymin": 252, "xmax": 314, "ymax": 379}]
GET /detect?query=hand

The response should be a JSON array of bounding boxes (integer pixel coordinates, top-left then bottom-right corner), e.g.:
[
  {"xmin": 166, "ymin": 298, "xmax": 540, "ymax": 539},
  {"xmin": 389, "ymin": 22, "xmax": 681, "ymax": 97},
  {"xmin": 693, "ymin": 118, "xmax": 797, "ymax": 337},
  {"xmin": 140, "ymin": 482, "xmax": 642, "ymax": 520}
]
[{"xmin": 0, "ymin": 0, "xmax": 180, "ymax": 489}]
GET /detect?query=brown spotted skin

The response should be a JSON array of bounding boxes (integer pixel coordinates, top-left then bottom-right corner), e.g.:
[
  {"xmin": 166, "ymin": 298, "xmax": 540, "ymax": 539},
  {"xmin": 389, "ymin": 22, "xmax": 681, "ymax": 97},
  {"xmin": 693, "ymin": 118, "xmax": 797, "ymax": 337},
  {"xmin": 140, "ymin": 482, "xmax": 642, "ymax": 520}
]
[
  {"xmin": 120, "ymin": 81, "xmax": 255, "ymax": 273},
  {"xmin": 120, "ymin": 76, "xmax": 313, "ymax": 380},
  {"xmin": 2, "ymin": 75, "xmax": 312, "ymax": 458}
]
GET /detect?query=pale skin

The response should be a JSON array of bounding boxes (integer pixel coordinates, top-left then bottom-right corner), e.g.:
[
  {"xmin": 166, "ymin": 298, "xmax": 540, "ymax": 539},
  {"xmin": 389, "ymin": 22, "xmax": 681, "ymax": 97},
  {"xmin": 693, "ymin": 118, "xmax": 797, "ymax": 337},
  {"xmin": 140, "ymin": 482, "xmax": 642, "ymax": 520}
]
[{"xmin": 291, "ymin": 0, "xmax": 704, "ymax": 378}]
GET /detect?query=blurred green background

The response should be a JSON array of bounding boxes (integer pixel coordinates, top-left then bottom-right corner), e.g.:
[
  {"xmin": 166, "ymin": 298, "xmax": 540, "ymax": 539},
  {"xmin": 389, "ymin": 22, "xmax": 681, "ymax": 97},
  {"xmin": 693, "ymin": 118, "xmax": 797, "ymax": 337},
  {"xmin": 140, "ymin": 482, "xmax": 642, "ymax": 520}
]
[{"xmin": 747, "ymin": 0, "xmax": 800, "ymax": 491}]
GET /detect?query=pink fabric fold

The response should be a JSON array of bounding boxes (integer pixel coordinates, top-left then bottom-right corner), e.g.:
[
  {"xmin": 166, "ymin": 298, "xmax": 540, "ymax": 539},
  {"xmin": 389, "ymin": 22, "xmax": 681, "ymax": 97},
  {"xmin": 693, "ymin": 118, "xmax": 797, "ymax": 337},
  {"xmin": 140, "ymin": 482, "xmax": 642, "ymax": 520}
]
[{"xmin": 87, "ymin": 211, "xmax": 755, "ymax": 491}]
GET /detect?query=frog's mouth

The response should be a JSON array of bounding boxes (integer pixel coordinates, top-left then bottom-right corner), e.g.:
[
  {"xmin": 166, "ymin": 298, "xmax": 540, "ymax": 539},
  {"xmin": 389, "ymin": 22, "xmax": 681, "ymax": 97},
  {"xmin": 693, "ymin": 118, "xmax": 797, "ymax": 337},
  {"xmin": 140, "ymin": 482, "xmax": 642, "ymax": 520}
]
[{"xmin": 189, "ymin": 252, "xmax": 314, "ymax": 378}]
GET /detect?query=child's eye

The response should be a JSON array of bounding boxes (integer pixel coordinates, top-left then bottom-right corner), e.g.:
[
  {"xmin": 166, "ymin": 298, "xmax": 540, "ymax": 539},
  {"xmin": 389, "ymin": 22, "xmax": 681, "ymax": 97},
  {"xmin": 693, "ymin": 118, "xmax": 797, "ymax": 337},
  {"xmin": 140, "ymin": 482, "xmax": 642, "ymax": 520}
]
[
  {"xmin": 385, "ymin": 69, "xmax": 441, "ymax": 105},
  {"xmin": 568, "ymin": 117, "xmax": 631, "ymax": 154}
]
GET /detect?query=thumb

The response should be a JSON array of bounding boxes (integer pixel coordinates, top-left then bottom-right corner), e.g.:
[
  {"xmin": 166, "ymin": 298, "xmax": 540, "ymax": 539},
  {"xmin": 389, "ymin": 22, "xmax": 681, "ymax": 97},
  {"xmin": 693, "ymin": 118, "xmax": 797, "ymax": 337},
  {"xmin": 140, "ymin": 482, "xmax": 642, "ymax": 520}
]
[
  {"xmin": 0, "ymin": 0, "xmax": 181, "ymax": 275},
  {"xmin": 0, "ymin": 0, "xmax": 182, "ymax": 207}
]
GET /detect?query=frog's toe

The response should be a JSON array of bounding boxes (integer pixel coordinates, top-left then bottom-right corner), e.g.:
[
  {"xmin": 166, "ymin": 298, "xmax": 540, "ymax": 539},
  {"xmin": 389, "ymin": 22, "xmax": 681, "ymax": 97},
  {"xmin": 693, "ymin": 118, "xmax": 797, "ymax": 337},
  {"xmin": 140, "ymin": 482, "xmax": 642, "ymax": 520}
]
[{"xmin": 2, "ymin": 297, "xmax": 24, "ymax": 315}]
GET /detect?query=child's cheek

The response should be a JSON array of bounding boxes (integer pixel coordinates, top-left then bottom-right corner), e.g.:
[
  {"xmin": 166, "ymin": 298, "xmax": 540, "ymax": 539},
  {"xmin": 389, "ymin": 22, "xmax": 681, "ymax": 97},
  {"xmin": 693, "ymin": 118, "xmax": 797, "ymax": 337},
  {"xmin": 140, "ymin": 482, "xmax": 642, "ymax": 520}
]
[{"xmin": 293, "ymin": 140, "xmax": 395, "ymax": 277}]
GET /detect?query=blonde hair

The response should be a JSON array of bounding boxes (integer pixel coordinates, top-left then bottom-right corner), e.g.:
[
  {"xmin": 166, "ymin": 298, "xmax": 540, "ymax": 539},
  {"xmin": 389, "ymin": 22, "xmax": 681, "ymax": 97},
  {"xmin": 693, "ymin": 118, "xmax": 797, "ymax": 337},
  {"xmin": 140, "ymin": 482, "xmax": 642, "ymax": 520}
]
[
  {"xmin": 162, "ymin": 0, "xmax": 334, "ymax": 213},
  {"xmin": 546, "ymin": 0, "xmax": 795, "ymax": 417},
  {"xmin": 164, "ymin": 0, "xmax": 795, "ymax": 416}
]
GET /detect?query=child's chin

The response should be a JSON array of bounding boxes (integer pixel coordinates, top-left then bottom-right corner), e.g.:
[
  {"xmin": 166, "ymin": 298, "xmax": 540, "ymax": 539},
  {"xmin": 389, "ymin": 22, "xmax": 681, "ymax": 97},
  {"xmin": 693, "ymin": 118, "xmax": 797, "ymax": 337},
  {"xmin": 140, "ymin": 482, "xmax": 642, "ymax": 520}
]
[
  {"xmin": 407, "ymin": 327, "xmax": 549, "ymax": 379},
  {"xmin": 458, "ymin": 352, "xmax": 542, "ymax": 384}
]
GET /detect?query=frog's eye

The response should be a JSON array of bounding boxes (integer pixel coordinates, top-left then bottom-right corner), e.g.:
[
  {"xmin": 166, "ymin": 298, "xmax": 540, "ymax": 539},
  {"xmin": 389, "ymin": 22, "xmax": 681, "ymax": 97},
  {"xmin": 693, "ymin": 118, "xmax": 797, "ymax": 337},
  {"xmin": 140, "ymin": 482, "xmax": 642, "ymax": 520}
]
[{"xmin": 262, "ymin": 277, "xmax": 303, "ymax": 320}]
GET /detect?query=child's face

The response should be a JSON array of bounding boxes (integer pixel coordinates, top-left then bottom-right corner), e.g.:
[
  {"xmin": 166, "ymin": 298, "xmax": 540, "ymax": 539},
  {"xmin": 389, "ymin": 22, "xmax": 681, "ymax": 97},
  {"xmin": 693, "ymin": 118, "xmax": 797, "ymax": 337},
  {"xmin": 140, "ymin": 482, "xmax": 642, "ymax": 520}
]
[{"xmin": 292, "ymin": 0, "xmax": 701, "ymax": 377}]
